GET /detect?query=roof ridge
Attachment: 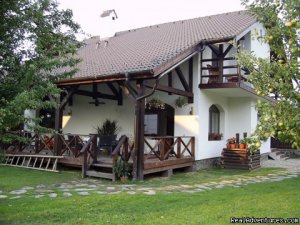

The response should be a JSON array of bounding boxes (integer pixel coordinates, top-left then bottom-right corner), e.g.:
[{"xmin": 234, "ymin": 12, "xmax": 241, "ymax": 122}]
[{"xmin": 114, "ymin": 10, "xmax": 249, "ymax": 37}]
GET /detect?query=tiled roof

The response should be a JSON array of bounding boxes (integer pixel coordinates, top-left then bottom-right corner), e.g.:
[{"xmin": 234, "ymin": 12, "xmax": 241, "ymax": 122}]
[{"xmin": 68, "ymin": 10, "xmax": 256, "ymax": 81}]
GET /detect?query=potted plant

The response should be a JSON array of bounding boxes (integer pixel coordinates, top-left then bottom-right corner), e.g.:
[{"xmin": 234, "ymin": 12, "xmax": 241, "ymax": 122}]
[
  {"xmin": 239, "ymin": 138, "xmax": 247, "ymax": 149},
  {"xmin": 227, "ymin": 137, "xmax": 236, "ymax": 149},
  {"xmin": 146, "ymin": 97, "xmax": 165, "ymax": 110},
  {"xmin": 113, "ymin": 158, "xmax": 129, "ymax": 182},
  {"xmin": 175, "ymin": 97, "xmax": 188, "ymax": 108},
  {"xmin": 96, "ymin": 119, "xmax": 121, "ymax": 153}
]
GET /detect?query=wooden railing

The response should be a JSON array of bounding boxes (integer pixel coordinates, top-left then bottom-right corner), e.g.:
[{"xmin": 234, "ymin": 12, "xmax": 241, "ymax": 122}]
[
  {"xmin": 144, "ymin": 136, "xmax": 195, "ymax": 162},
  {"xmin": 200, "ymin": 57, "xmax": 250, "ymax": 85},
  {"xmin": 4, "ymin": 131, "xmax": 96, "ymax": 157},
  {"xmin": 5, "ymin": 132, "xmax": 56, "ymax": 155},
  {"xmin": 81, "ymin": 134, "xmax": 97, "ymax": 178},
  {"xmin": 111, "ymin": 135, "xmax": 134, "ymax": 181}
]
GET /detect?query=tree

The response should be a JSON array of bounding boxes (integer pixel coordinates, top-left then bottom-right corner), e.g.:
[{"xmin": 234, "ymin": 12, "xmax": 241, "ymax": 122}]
[
  {"xmin": 0, "ymin": 0, "xmax": 82, "ymax": 144},
  {"xmin": 237, "ymin": 0, "xmax": 300, "ymax": 149}
]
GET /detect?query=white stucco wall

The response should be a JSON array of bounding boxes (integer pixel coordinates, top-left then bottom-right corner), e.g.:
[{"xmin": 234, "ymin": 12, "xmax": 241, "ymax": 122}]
[
  {"xmin": 62, "ymin": 85, "xmax": 135, "ymax": 139},
  {"xmin": 250, "ymin": 23, "xmax": 270, "ymax": 59}
]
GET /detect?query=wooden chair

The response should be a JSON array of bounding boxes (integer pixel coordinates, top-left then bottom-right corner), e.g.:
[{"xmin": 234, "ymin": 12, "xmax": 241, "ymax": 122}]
[{"xmin": 207, "ymin": 66, "xmax": 220, "ymax": 84}]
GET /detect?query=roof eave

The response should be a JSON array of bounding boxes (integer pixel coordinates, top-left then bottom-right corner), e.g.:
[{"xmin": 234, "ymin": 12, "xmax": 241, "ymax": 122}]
[{"xmin": 57, "ymin": 70, "xmax": 154, "ymax": 86}]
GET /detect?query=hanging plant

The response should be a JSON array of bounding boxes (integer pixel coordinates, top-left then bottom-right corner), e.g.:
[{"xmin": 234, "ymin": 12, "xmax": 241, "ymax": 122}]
[
  {"xmin": 146, "ymin": 97, "xmax": 165, "ymax": 110},
  {"xmin": 175, "ymin": 97, "xmax": 188, "ymax": 108}
]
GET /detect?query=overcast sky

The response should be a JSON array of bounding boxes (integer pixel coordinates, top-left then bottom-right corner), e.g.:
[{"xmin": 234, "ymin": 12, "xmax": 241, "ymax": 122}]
[{"xmin": 58, "ymin": 0, "xmax": 246, "ymax": 39}]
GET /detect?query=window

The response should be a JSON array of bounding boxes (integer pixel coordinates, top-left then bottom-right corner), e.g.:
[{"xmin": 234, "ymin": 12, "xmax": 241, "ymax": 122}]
[
  {"xmin": 209, "ymin": 105, "xmax": 221, "ymax": 140},
  {"xmin": 40, "ymin": 108, "xmax": 55, "ymax": 129},
  {"xmin": 144, "ymin": 114, "xmax": 158, "ymax": 136}
]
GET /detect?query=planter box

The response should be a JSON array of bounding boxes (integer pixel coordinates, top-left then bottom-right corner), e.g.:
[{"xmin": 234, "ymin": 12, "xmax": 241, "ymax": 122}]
[{"xmin": 221, "ymin": 148, "xmax": 260, "ymax": 171}]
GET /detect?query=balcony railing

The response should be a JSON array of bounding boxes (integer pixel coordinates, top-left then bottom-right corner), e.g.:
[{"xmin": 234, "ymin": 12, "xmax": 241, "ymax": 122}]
[{"xmin": 200, "ymin": 57, "xmax": 252, "ymax": 88}]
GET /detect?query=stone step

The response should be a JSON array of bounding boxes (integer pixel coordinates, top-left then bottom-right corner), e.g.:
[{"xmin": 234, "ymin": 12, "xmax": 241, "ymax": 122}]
[
  {"xmin": 268, "ymin": 152, "xmax": 289, "ymax": 160},
  {"xmin": 86, "ymin": 170, "xmax": 113, "ymax": 180}
]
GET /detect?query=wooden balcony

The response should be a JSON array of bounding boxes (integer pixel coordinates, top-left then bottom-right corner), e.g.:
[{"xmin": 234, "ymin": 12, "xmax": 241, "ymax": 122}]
[
  {"xmin": 199, "ymin": 43, "xmax": 253, "ymax": 90},
  {"xmin": 199, "ymin": 65, "xmax": 253, "ymax": 90}
]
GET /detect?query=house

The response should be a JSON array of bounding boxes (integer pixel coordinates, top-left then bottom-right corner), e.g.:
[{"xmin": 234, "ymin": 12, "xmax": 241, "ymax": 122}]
[{"xmin": 21, "ymin": 10, "xmax": 273, "ymax": 180}]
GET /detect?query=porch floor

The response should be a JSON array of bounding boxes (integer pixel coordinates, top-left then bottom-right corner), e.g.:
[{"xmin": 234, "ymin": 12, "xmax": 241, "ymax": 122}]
[{"xmin": 58, "ymin": 153, "xmax": 195, "ymax": 176}]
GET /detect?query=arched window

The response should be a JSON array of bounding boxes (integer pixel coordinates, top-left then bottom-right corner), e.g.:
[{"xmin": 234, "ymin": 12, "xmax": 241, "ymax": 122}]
[{"xmin": 208, "ymin": 105, "xmax": 220, "ymax": 140}]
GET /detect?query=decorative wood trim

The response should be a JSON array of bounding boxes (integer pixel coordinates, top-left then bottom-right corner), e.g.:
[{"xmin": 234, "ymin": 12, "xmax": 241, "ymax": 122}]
[
  {"xmin": 145, "ymin": 83, "xmax": 193, "ymax": 97},
  {"xmin": 175, "ymin": 67, "xmax": 190, "ymax": 91}
]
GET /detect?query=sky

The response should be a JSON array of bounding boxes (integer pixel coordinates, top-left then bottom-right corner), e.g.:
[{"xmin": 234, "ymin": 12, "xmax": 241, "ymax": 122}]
[{"xmin": 58, "ymin": 0, "xmax": 246, "ymax": 39}]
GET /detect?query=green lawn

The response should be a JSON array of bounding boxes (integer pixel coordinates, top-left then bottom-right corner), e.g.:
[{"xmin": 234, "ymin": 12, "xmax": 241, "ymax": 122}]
[
  {"xmin": 0, "ymin": 166, "xmax": 81, "ymax": 191},
  {"xmin": 0, "ymin": 166, "xmax": 299, "ymax": 225}
]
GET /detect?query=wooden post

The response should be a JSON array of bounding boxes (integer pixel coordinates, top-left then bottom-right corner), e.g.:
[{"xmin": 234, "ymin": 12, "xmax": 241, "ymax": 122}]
[
  {"xmin": 159, "ymin": 139, "xmax": 165, "ymax": 161},
  {"xmin": 92, "ymin": 135, "xmax": 97, "ymax": 163},
  {"xmin": 124, "ymin": 137, "xmax": 129, "ymax": 160},
  {"xmin": 191, "ymin": 137, "xmax": 195, "ymax": 157},
  {"xmin": 168, "ymin": 72, "xmax": 173, "ymax": 95},
  {"xmin": 188, "ymin": 58, "xmax": 193, "ymax": 103},
  {"xmin": 132, "ymin": 81, "xmax": 145, "ymax": 181},
  {"xmin": 218, "ymin": 44, "xmax": 224, "ymax": 82},
  {"xmin": 54, "ymin": 106, "xmax": 63, "ymax": 156},
  {"xmin": 177, "ymin": 137, "xmax": 181, "ymax": 158},
  {"xmin": 82, "ymin": 150, "xmax": 87, "ymax": 178}
]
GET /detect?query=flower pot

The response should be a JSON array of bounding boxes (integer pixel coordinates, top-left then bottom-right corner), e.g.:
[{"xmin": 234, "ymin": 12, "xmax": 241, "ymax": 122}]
[
  {"xmin": 120, "ymin": 176, "xmax": 128, "ymax": 183},
  {"xmin": 239, "ymin": 144, "xmax": 246, "ymax": 149},
  {"xmin": 229, "ymin": 144, "xmax": 236, "ymax": 149}
]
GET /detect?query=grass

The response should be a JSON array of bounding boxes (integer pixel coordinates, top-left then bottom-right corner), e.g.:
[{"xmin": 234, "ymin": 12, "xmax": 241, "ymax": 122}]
[
  {"xmin": 0, "ymin": 166, "xmax": 80, "ymax": 191},
  {"xmin": 0, "ymin": 166, "xmax": 299, "ymax": 225}
]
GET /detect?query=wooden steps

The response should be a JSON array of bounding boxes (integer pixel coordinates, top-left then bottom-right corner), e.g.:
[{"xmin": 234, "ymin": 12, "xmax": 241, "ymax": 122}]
[
  {"xmin": 86, "ymin": 170, "xmax": 114, "ymax": 179},
  {"xmin": 1, "ymin": 154, "xmax": 64, "ymax": 172},
  {"xmin": 85, "ymin": 161, "xmax": 114, "ymax": 180}
]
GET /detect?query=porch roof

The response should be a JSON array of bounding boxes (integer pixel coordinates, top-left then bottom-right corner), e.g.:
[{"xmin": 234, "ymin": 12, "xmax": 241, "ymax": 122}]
[{"xmin": 58, "ymin": 10, "xmax": 256, "ymax": 85}]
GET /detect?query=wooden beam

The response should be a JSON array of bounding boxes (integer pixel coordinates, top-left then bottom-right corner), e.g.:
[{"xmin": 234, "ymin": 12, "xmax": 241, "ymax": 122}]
[
  {"xmin": 208, "ymin": 45, "xmax": 220, "ymax": 56},
  {"xmin": 60, "ymin": 86, "xmax": 78, "ymax": 110},
  {"xmin": 188, "ymin": 58, "xmax": 193, "ymax": 103},
  {"xmin": 175, "ymin": 67, "xmax": 190, "ymax": 91},
  {"xmin": 144, "ymin": 83, "xmax": 193, "ymax": 97},
  {"xmin": 222, "ymin": 44, "xmax": 233, "ymax": 57},
  {"xmin": 117, "ymin": 86, "xmax": 123, "ymax": 105},
  {"xmin": 107, "ymin": 83, "xmax": 123, "ymax": 105},
  {"xmin": 168, "ymin": 72, "xmax": 173, "ymax": 95},
  {"xmin": 75, "ymin": 89, "xmax": 118, "ymax": 101}
]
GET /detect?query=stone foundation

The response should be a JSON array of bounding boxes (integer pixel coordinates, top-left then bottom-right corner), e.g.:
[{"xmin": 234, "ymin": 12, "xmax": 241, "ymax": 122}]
[{"xmin": 195, "ymin": 157, "xmax": 221, "ymax": 170}]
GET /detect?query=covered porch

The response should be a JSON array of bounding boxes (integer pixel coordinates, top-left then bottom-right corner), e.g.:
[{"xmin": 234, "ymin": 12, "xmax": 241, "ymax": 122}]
[{"xmin": 5, "ymin": 51, "xmax": 199, "ymax": 180}]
